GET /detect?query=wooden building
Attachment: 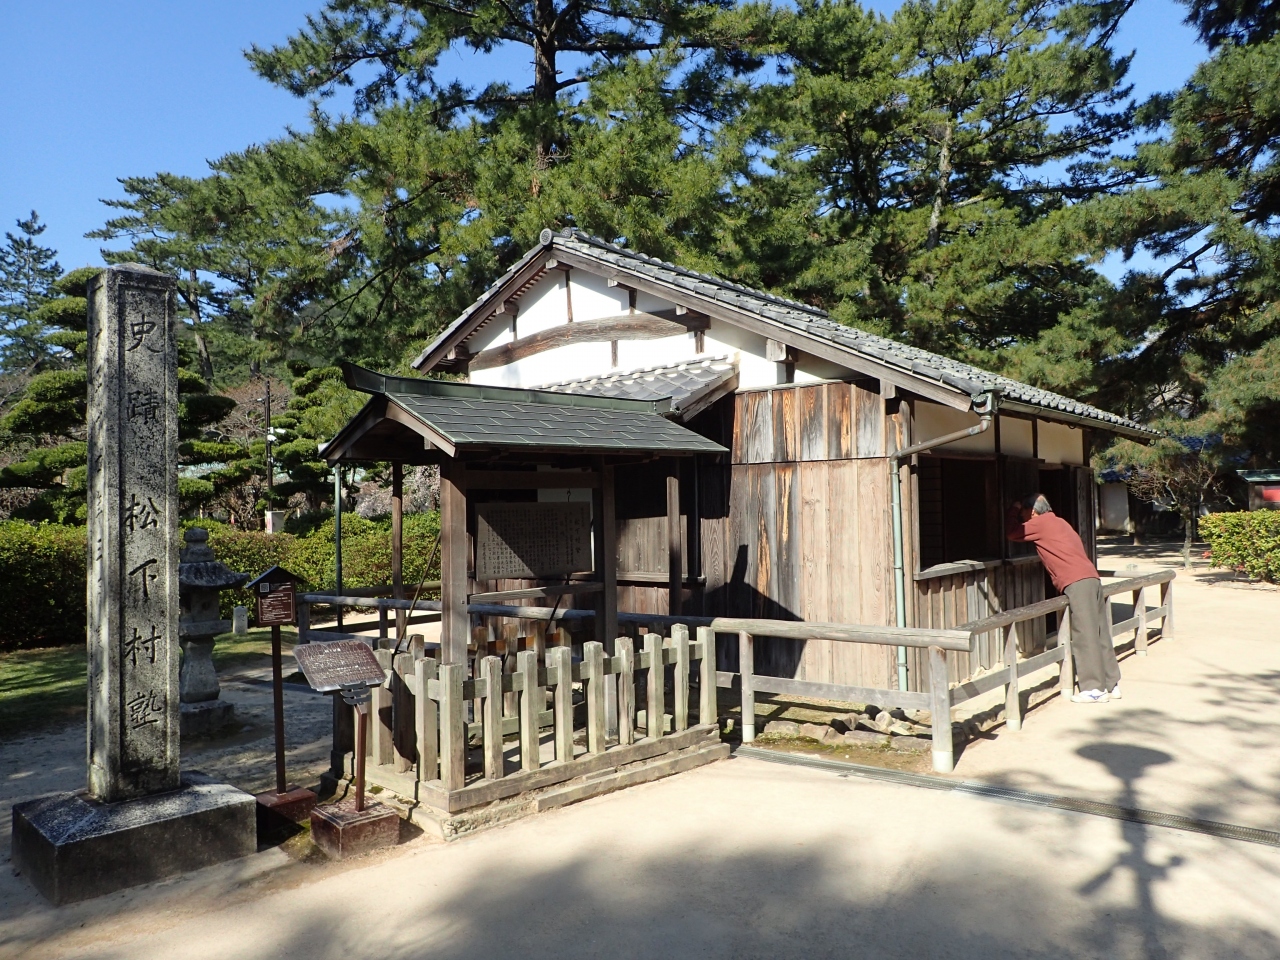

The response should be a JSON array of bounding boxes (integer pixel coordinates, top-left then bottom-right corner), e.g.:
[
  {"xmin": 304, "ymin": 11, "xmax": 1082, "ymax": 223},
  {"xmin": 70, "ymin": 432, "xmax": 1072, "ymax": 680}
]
[{"xmin": 343, "ymin": 228, "xmax": 1155, "ymax": 693}]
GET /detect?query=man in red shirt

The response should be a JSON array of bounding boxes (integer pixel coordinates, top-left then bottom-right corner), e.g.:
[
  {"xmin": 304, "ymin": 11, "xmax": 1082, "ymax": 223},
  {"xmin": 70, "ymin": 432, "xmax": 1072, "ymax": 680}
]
[{"xmin": 1007, "ymin": 493, "xmax": 1120, "ymax": 703}]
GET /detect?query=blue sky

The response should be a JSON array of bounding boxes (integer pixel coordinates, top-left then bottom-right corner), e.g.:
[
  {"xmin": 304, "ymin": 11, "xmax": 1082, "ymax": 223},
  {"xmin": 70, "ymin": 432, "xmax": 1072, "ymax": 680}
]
[{"xmin": 1, "ymin": 0, "xmax": 1205, "ymax": 272}]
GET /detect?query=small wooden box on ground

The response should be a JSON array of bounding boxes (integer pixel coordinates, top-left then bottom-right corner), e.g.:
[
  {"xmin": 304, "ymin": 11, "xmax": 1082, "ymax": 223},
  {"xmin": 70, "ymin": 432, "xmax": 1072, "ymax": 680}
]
[{"xmin": 309, "ymin": 799, "xmax": 399, "ymax": 860}]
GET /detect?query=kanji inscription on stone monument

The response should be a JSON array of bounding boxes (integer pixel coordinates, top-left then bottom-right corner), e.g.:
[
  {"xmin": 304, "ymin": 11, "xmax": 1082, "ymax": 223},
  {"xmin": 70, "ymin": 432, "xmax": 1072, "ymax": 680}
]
[
  {"xmin": 475, "ymin": 502, "xmax": 592, "ymax": 579},
  {"xmin": 86, "ymin": 265, "xmax": 180, "ymax": 802}
]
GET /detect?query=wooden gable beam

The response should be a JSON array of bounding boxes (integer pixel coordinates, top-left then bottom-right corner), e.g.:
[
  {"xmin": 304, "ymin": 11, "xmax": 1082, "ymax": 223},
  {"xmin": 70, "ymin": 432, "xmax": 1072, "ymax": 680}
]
[{"xmin": 469, "ymin": 310, "xmax": 708, "ymax": 372}]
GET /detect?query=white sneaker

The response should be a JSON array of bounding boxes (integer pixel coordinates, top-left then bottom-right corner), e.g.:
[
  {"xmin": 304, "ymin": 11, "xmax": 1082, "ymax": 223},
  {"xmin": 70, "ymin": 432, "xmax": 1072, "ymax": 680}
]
[
  {"xmin": 1072, "ymin": 689, "xmax": 1111, "ymax": 703},
  {"xmin": 1110, "ymin": 684, "xmax": 1122, "ymax": 700}
]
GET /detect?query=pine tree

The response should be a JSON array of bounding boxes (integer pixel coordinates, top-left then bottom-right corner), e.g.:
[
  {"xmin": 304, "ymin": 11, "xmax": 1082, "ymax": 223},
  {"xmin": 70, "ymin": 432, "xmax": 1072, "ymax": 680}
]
[{"xmin": 0, "ymin": 212, "xmax": 62, "ymax": 374}]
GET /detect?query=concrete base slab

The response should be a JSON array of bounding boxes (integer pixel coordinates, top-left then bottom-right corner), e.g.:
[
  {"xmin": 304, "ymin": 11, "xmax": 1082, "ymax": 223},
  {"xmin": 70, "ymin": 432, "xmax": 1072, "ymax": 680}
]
[
  {"xmin": 11, "ymin": 773, "xmax": 256, "ymax": 905},
  {"xmin": 309, "ymin": 800, "xmax": 399, "ymax": 860},
  {"xmin": 180, "ymin": 700, "xmax": 236, "ymax": 739},
  {"xmin": 254, "ymin": 786, "xmax": 318, "ymax": 844}
]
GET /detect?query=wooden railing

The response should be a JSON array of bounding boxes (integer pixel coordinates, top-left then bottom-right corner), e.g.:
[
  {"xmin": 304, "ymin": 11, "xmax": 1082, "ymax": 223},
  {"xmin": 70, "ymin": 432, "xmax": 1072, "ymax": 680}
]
[
  {"xmin": 949, "ymin": 568, "xmax": 1176, "ymax": 732},
  {"xmin": 295, "ymin": 568, "xmax": 1175, "ymax": 790}
]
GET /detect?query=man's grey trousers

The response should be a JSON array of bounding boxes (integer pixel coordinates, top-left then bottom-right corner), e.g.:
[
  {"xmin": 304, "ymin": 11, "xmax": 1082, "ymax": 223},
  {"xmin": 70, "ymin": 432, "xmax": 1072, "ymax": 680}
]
[{"xmin": 1064, "ymin": 577, "xmax": 1121, "ymax": 693}]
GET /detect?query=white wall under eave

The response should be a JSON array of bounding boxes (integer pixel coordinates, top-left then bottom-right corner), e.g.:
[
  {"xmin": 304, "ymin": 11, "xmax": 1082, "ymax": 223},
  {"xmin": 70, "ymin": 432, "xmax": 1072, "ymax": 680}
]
[
  {"xmin": 514, "ymin": 273, "xmax": 570, "ymax": 337},
  {"xmin": 1037, "ymin": 419, "xmax": 1085, "ymax": 465},
  {"xmin": 999, "ymin": 416, "xmax": 1034, "ymax": 458},
  {"xmin": 702, "ymin": 322, "xmax": 782, "ymax": 388},
  {"xmin": 913, "ymin": 401, "xmax": 996, "ymax": 454}
]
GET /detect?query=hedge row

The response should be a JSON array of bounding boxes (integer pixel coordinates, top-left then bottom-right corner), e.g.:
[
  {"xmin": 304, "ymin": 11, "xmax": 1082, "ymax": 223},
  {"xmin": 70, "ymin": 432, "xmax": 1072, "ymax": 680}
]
[
  {"xmin": 0, "ymin": 513, "xmax": 441, "ymax": 650},
  {"xmin": 1200, "ymin": 510, "xmax": 1280, "ymax": 583}
]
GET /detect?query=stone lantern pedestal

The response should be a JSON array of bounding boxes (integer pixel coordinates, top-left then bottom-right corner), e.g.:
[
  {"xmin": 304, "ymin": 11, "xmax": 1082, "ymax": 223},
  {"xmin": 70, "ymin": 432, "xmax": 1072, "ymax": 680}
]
[{"xmin": 178, "ymin": 528, "xmax": 249, "ymax": 738}]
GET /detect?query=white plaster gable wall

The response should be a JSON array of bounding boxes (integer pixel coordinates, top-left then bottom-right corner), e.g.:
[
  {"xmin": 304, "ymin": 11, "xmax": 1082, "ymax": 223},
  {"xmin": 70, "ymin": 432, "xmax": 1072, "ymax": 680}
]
[{"xmin": 465, "ymin": 265, "xmax": 858, "ymax": 390}]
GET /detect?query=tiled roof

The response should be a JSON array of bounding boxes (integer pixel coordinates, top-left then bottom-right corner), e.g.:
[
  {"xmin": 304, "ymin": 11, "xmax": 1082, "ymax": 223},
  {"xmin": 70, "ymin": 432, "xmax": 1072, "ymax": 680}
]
[
  {"xmin": 548, "ymin": 230, "xmax": 1155, "ymax": 438},
  {"xmin": 337, "ymin": 362, "xmax": 726, "ymax": 455},
  {"xmin": 413, "ymin": 228, "xmax": 1155, "ymax": 438},
  {"xmin": 530, "ymin": 357, "xmax": 737, "ymax": 418}
]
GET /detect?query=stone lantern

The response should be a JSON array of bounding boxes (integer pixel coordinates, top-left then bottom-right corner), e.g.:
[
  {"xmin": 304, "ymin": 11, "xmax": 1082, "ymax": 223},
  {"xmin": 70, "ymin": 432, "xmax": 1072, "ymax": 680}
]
[{"xmin": 178, "ymin": 527, "xmax": 249, "ymax": 737}]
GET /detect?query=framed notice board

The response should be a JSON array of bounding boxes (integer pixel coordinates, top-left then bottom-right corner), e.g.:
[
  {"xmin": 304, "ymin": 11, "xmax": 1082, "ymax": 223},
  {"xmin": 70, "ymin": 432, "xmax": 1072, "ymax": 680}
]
[{"xmin": 475, "ymin": 502, "xmax": 592, "ymax": 580}]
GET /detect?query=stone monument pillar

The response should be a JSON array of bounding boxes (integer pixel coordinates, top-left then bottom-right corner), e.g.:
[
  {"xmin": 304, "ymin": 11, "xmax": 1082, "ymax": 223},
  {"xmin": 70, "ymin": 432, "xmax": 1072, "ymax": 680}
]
[{"xmin": 11, "ymin": 265, "xmax": 256, "ymax": 905}]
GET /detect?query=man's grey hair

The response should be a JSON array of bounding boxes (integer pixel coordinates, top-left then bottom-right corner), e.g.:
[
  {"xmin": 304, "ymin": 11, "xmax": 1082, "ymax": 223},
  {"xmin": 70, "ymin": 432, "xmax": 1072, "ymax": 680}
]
[{"xmin": 1021, "ymin": 493, "xmax": 1051, "ymax": 514}]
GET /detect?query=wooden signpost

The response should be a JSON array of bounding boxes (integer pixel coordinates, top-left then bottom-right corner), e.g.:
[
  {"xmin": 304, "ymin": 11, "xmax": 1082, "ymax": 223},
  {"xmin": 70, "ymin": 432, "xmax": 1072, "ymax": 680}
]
[
  {"xmin": 293, "ymin": 639, "xmax": 399, "ymax": 859},
  {"xmin": 245, "ymin": 566, "xmax": 316, "ymax": 830}
]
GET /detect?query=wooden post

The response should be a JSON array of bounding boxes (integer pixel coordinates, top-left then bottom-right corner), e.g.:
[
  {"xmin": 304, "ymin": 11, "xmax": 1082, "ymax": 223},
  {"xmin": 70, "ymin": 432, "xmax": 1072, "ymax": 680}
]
[
  {"xmin": 597, "ymin": 463, "xmax": 619, "ymax": 735},
  {"xmin": 1134, "ymin": 586, "xmax": 1148, "ymax": 656},
  {"xmin": 440, "ymin": 459, "xmax": 469, "ymax": 666},
  {"xmin": 1162, "ymin": 579, "xmax": 1175, "ymax": 640},
  {"xmin": 354, "ymin": 705, "xmax": 367, "ymax": 812},
  {"xmin": 1105, "ymin": 593, "xmax": 1115, "ymax": 650},
  {"xmin": 393, "ymin": 651, "xmax": 415, "ymax": 773},
  {"xmin": 392, "ymin": 461, "xmax": 405, "ymax": 637},
  {"xmin": 1004, "ymin": 623, "xmax": 1022, "ymax": 732},
  {"xmin": 644, "ymin": 633, "xmax": 665, "ymax": 739},
  {"xmin": 270, "ymin": 624, "xmax": 287, "ymax": 795},
  {"xmin": 438, "ymin": 662, "xmax": 465, "ymax": 791},
  {"xmin": 697, "ymin": 626, "xmax": 717, "ymax": 728},
  {"xmin": 667, "ymin": 461, "xmax": 682, "ymax": 617},
  {"xmin": 551, "ymin": 645, "xmax": 574, "ymax": 763},
  {"xmin": 296, "ymin": 601, "xmax": 310, "ymax": 644},
  {"xmin": 518, "ymin": 650, "xmax": 541, "ymax": 772},
  {"xmin": 1058, "ymin": 605, "xmax": 1075, "ymax": 697},
  {"xmin": 617, "ymin": 635, "xmax": 635, "ymax": 746},
  {"xmin": 378, "ymin": 606, "xmax": 389, "ymax": 647},
  {"xmin": 331, "ymin": 693, "xmax": 353, "ymax": 779},
  {"xmin": 415, "ymin": 656, "xmax": 438, "ymax": 782},
  {"xmin": 739, "ymin": 631, "xmax": 755, "ymax": 743},
  {"xmin": 480, "ymin": 655, "xmax": 504, "ymax": 781},
  {"xmin": 927, "ymin": 645, "xmax": 954, "ymax": 774},
  {"xmin": 372, "ymin": 649, "xmax": 394, "ymax": 764},
  {"xmin": 673, "ymin": 623, "xmax": 690, "ymax": 733},
  {"xmin": 584, "ymin": 641, "xmax": 606, "ymax": 754}
]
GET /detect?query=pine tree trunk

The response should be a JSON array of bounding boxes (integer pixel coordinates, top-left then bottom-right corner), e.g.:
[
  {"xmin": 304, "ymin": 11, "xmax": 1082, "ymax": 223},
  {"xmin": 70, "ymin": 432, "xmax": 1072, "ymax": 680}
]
[
  {"xmin": 532, "ymin": 0, "xmax": 558, "ymax": 168},
  {"xmin": 926, "ymin": 122, "xmax": 954, "ymax": 251},
  {"xmin": 1182, "ymin": 510, "xmax": 1193, "ymax": 569},
  {"xmin": 188, "ymin": 269, "xmax": 215, "ymax": 386}
]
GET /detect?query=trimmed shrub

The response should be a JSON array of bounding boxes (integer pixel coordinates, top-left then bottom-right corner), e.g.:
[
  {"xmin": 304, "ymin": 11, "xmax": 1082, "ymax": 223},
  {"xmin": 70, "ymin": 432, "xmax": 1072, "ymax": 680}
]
[
  {"xmin": 0, "ymin": 522, "xmax": 87, "ymax": 650},
  {"xmin": 0, "ymin": 511, "xmax": 443, "ymax": 647},
  {"xmin": 1200, "ymin": 511, "xmax": 1280, "ymax": 582}
]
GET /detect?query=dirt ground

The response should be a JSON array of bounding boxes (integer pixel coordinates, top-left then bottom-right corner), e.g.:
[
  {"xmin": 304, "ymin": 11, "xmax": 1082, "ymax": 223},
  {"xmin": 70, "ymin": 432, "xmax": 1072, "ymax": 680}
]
[{"xmin": 3, "ymin": 536, "xmax": 1279, "ymax": 959}]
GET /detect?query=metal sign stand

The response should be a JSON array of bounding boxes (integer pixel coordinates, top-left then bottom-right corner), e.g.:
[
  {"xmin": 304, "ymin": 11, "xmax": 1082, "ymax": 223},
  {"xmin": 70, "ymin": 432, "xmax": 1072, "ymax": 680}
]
[{"xmin": 339, "ymin": 682, "xmax": 373, "ymax": 812}]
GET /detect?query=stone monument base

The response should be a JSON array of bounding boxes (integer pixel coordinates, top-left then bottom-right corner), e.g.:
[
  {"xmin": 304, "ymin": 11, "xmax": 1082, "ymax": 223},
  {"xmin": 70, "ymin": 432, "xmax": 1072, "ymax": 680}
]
[
  {"xmin": 310, "ymin": 799, "xmax": 399, "ymax": 860},
  {"xmin": 180, "ymin": 700, "xmax": 236, "ymax": 738},
  {"xmin": 254, "ymin": 785, "xmax": 318, "ymax": 844},
  {"xmin": 11, "ymin": 773, "xmax": 256, "ymax": 905}
]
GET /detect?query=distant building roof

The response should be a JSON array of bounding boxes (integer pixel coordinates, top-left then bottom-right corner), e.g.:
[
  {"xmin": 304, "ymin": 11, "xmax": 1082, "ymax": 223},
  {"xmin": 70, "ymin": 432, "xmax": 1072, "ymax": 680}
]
[
  {"xmin": 531, "ymin": 357, "xmax": 737, "ymax": 421},
  {"xmin": 413, "ymin": 228, "xmax": 1157, "ymax": 439},
  {"xmin": 1238, "ymin": 470, "xmax": 1280, "ymax": 483}
]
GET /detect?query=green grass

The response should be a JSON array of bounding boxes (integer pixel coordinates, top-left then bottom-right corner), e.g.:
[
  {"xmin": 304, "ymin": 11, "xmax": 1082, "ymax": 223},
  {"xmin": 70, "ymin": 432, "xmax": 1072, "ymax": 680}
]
[
  {"xmin": 0, "ymin": 627, "xmax": 299, "ymax": 740},
  {"xmin": 0, "ymin": 644, "xmax": 87, "ymax": 739}
]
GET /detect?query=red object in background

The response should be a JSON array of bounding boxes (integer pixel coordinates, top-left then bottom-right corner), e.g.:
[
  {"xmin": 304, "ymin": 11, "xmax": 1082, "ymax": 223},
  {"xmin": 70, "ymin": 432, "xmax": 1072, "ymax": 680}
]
[{"xmin": 1260, "ymin": 485, "xmax": 1280, "ymax": 503}]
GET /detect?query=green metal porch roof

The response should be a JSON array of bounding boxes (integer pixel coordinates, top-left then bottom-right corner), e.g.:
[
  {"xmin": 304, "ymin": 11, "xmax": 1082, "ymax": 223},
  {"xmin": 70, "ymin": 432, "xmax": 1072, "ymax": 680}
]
[{"xmin": 324, "ymin": 362, "xmax": 727, "ymax": 461}]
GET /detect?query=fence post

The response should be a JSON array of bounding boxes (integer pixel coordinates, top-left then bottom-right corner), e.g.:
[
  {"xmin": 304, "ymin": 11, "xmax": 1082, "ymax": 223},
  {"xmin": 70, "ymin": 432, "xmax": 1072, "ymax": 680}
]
[
  {"xmin": 584, "ymin": 641, "xmax": 606, "ymax": 754},
  {"xmin": 698, "ymin": 626, "xmax": 716, "ymax": 729},
  {"xmin": 392, "ymin": 652, "xmax": 415, "ymax": 773},
  {"xmin": 617, "ymin": 636, "xmax": 635, "ymax": 746},
  {"xmin": 438, "ymin": 662, "xmax": 465, "ymax": 791},
  {"xmin": 1058, "ymin": 606, "xmax": 1075, "ymax": 697},
  {"xmin": 551, "ymin": 645, "xmax": 574, "ymax": 763},
  {"xmin": 518, "ymin": 649, "xmax": 541, "ymax": 772},
  {"xmin": 1105, "ymin": 592, "xmax": 1115, "ymax": 649},
  {"xmin": 379, "ymin": 606, "xmax": 389, "ymax": 647},
  {"xmin": 1161, "ymin": 579, "xmax": 1175, "ymax": 641},
  {"xmin": 739, "ymin": 631, "xmax": 756, "ymax": 743},
  {"xmin": 1004, "ymin": 622, "xmax": 1022, "ymax": 732},
  {"xmin": 1134, "ymin": 586, "xmax": 1148, "ymax": 656},
  {"xmin": 372, "ymin": 648, "xmax": 394, "ymax": 765},
  {"xmin": 296, "ymin": 601, "xmax": 310, "ymax": 644},
  {"xmin": 673, "ymin": 624, "xmax": 690, "ymax": 733},
  {"xmin": 416, "ymin": 656, "xmax": 438, "ymax": 782},
  {"xmin": 928, "ymin": 645, "xmax": 954, "ymax": 774},
  {"xmin": 481, "ymin": 655, "xmax": 504, "ymax": 781},
  {"xmin": 644, "ymin": 633, "xmax": 666, "ymax": 739}
]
